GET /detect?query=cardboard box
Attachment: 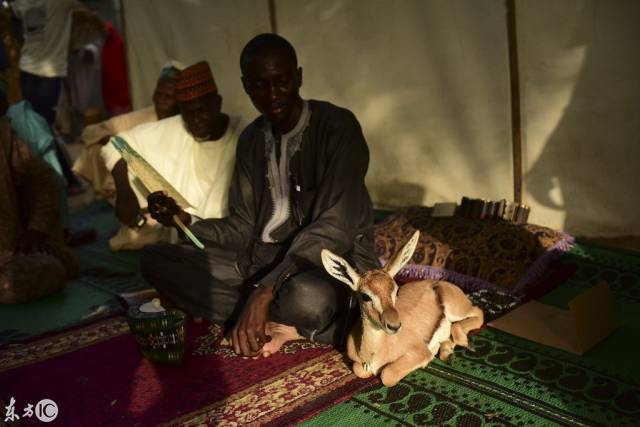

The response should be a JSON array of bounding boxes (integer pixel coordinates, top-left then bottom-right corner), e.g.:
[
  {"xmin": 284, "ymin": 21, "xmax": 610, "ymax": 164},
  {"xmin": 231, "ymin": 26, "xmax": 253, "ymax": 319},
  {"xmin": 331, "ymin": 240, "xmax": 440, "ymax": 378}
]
[{"xmin": 488, "ymin": 282, "xmax": 617, "ymax": 355}]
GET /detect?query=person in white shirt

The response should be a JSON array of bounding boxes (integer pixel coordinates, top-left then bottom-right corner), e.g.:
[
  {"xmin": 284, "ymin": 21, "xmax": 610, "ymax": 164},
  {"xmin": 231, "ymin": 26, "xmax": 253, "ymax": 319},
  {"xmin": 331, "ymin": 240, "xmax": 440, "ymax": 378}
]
[
  {"xmin": 101, "ymin": 61, "xmax": 243, "ymax": 250},
  {"xmin": 11, "ymin": 0, "xmax": 80, "ymax": 125},
  {"xmin": 12, "ymin": 1, "xmax": 104, "ymax": 195}
]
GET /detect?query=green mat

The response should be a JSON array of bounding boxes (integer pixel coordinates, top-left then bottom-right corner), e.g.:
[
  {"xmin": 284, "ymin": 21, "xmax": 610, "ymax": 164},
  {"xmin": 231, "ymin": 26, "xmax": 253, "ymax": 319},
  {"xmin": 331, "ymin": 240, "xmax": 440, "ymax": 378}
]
[
  {"xmin": 303, "ymin": 244, "xmax": 640, "ymax": 426},
  {"xmin": 0, "ymin": 201, "xmax": 148, "ymax": 344}
]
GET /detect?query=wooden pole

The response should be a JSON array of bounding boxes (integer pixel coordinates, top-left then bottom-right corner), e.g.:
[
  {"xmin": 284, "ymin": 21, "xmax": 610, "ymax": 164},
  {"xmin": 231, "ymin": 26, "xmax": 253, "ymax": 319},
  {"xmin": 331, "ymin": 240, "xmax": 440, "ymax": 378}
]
[
  {"xmin": 506, "ymin": 0, "xmax": 523, "ymax": 203},
  {"xmin": 268, "ymin": 0, "xmax": 278, "ymax": 34},
  {"xmin": 120, "ymin": 0, "xmax": 135, "ymax": 109}
]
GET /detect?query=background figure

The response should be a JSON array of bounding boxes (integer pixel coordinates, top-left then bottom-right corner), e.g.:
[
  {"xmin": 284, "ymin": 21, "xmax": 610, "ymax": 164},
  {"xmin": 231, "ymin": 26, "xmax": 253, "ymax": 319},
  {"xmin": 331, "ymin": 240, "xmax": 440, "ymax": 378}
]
[
  {"xmin": 0, "ymin": 37, "xmax": 9, "ymax": 113},
  {"xmin": 0, "ymin": 5, "xmax": 23, "ymax": 105},
  {"xmin": 100, "ymin": 21, "xmax": 130, "ymax": 116},
  {"xmin": 5, "ymin": 99, "xmax": 69, "ymax": 229},
  {"xmin": 56, "ymin": 7, "xmax": 107, "ymax": 139},
  {"xmin": 73, "ymin": 62, "xmax": 182, "ymax": 201},
  {"xmin": 0, "ymin": 116, "xmax": 77, "ymax": 304},
  {"xmin": 11, "ymin": 0, "xmax": 94, "ymax": 193},
  {"xmin": 11, "ymin": 0, "xmax": 79, "ymax": 125},
  {"xmin": 67, "ymin": 42, "xmax": 104, "ymax": 138}
]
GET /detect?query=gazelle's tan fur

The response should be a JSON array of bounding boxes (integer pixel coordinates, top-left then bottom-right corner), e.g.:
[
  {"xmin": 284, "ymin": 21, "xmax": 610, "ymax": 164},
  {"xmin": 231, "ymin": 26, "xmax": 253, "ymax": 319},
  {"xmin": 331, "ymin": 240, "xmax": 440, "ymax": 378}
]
[{"xmin": 321, "ymin": 230, "xmax": 484, "ymax": 387}]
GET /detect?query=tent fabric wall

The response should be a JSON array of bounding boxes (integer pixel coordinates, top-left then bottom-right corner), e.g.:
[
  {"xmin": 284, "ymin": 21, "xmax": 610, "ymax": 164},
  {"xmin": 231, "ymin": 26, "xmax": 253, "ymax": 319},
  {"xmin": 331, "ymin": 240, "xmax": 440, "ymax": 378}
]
[
  {"xmin": 276, "ymin": 0, "xmax": 512, "ymax": 209},
  {"xmin": 123, "ymin": 0, "xmax": 270, "ymax": 120},
  {"xmin": 519, "ymin": 0, "xmax": 640, "ymax": 237},
  {"xmin": 122, "ymin": 0, "xmax": 639, "ymax": 239}
]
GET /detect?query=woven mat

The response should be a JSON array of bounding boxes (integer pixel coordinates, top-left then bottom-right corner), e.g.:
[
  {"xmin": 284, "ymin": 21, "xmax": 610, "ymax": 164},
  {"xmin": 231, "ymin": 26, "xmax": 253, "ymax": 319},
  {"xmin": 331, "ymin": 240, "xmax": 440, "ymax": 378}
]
[
  {"xmin": 303, "ymin": 244, "xmax": 640, "ymax": 426},
  {"xmin": 0, "ymin": 316, "xmax": 373, "ymax": 426}
]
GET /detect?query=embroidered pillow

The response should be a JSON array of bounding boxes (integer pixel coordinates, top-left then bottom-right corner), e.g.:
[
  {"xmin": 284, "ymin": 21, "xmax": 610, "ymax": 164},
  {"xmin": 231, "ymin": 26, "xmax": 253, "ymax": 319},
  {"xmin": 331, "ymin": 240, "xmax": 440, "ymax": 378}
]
[{"xmin": 374, "ymin": 206, "xmax": 574, "ymax": 294}]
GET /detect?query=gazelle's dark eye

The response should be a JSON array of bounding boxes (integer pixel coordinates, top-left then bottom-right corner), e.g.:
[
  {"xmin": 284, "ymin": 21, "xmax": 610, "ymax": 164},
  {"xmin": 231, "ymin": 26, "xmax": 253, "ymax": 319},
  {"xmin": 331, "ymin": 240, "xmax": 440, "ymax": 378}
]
[{"xmin": 360, "ymin": 292, "xmax": 371, "ymax": 302}]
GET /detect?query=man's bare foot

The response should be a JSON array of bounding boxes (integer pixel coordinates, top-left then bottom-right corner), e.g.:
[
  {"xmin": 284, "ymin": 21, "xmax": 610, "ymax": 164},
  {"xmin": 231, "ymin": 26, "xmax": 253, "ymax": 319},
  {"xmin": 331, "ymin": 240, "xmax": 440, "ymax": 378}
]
[{"xmin": 260, "ymin": 322, "xmax": 302, "ymax": 357}]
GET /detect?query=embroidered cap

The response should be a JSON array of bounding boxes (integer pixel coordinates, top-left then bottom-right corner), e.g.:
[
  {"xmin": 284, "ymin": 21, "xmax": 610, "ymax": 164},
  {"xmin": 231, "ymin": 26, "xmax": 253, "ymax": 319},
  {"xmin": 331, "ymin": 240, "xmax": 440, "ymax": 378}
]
[{"xmin": 175, "ymin": 61, "xmax": 217, "ymax": 102}]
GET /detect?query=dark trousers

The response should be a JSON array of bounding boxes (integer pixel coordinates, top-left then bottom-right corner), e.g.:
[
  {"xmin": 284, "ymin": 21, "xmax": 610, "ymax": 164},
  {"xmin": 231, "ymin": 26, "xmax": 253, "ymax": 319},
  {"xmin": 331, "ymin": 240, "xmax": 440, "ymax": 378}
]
[
  {"xmin": 20, "ymin": 71, "xmax": 62, "ymax": 126},
  {"xmin": 140, "ymin": 243, "xmax": 356, "ymax": 347}
]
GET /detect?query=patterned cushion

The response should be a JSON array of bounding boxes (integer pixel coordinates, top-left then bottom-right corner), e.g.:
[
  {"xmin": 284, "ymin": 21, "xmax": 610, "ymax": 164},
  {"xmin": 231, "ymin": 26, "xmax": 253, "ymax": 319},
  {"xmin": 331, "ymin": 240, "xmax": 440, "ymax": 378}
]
[{"xmin": 374, "ymin": 206, "xmax": 574, "ymax": 294}]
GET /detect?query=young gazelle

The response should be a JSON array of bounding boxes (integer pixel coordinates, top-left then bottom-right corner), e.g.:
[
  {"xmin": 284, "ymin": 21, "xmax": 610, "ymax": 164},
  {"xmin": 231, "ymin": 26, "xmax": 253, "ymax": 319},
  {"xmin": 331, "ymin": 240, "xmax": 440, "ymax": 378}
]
[{"xmin": 321, "ymin": 230, "xmax": 483, "ymax": 387}]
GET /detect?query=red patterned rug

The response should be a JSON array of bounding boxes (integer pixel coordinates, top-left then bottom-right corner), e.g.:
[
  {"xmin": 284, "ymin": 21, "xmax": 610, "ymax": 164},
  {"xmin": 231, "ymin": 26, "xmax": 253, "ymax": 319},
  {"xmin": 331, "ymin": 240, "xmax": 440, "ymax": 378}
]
[{"xmin": 0, "ymin": 317, "xmax": 374, "ymax": 426}]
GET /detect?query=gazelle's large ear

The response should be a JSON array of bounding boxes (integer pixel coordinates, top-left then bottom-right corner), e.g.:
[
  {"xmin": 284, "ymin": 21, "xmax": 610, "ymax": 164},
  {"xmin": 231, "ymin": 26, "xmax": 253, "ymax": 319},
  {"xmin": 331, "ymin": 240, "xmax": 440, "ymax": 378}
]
[
  {"xmin": 384, "ymin": 230, "xmax": 420, "ymax": 277},
  {"xmin": 321, "ymin": 249, "xmax": 361, "ymax": 291}
]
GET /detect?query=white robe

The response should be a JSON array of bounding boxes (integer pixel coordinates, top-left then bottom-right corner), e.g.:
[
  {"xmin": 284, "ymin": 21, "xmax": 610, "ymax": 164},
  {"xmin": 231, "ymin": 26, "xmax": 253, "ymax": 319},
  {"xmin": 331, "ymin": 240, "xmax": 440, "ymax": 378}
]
[
  {"xmin": 101, "ymin": 114, "xmax": 241, "ymax": 219},
  {"xmin": 73, "ymin": 106, "xmax": 158, "ymax": 198}
]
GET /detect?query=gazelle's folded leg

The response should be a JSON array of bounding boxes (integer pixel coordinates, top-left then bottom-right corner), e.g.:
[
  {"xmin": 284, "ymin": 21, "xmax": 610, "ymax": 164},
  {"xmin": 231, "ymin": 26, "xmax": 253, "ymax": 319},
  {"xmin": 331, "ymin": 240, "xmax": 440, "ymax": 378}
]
[
  {"xmin": 380, "ymin": 346, "xmax": 433, "ymax": 387},
  {"xmin": 438, "ymin": 339, "xmax": 456, "ymax": 363},
  {"xmin": 451, "ymin": 306, "xmax": 484, "ymax": 348}
]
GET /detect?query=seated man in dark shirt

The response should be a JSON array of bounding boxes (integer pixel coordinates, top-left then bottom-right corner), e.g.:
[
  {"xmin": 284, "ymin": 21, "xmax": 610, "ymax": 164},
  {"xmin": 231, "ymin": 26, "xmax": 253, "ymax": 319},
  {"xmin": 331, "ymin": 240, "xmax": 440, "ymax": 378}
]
[{"xmin": 142, "ymin": 33, "xmax": 379, "ymax": 357}]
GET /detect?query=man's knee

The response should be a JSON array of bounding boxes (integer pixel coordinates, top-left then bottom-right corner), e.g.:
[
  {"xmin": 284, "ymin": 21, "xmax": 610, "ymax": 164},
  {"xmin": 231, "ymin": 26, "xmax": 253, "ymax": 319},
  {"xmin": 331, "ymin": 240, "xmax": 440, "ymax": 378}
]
[
  {"xmin": 140, "ymin": 244, "xmax": 180, "ymax": 283},
  {"xmin": 273, "ymin": 271, "xmax": 342, "ymax": 335},
  {"xmin": 140, "ymin": 244, "xmax": 166, "ymax": 278}
]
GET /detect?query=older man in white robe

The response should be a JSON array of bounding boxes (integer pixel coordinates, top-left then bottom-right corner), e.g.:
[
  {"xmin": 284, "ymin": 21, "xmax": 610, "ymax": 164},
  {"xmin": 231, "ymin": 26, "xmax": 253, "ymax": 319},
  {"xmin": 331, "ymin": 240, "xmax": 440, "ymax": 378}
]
[
  {"xmin": 73, "ymin": 63, "xmax": 183, "ymax": 201},
  {"xmin": 101, "ymin": 61, "xmax": 243, "ymax": 250}
]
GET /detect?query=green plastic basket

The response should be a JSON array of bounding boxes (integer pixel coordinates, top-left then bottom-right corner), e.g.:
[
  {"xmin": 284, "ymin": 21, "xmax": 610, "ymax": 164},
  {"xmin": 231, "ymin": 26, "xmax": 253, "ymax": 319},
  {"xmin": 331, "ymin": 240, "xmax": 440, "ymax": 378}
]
[{"xmin": 126, "ymin": 305, "xmax": 186, "ymax": 364}]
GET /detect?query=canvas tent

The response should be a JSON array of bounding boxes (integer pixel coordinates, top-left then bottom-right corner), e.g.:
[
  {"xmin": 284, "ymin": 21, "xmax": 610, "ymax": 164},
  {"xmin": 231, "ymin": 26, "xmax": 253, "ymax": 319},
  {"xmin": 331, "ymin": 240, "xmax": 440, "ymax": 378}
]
[
  {"xmin": 123, "ymin": 0, "xmax": 640, "ymax": 241},
  {"xmin": 3, "ymin": 3, "xmax": 640, "ymax": 425}
]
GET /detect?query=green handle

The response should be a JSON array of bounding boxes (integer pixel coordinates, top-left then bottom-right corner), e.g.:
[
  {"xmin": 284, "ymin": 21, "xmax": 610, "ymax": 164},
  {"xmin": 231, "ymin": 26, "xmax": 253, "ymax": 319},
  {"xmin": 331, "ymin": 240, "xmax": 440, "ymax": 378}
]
[{"xmin": 173, "ymin": 215, "xmax": 205, "ymax": 250}]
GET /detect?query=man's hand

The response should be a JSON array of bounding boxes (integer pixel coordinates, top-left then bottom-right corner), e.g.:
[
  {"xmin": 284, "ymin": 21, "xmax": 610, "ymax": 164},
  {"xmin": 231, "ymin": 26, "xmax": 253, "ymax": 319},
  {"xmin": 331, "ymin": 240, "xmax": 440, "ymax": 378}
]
[
  {"xmin": 115, "ymin": 188, "xmax": 141, "ymax": 227},
  {"xmin": 231, "ymin": 284, "xmax": 274, "ymax": 357},
  {"xmin": 14, "ymin": 230, "xmax": 52, "ymax": 256},
  {"xmin": 147, "ymin": 191, "xmax": 190, "ymax": 227}
]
